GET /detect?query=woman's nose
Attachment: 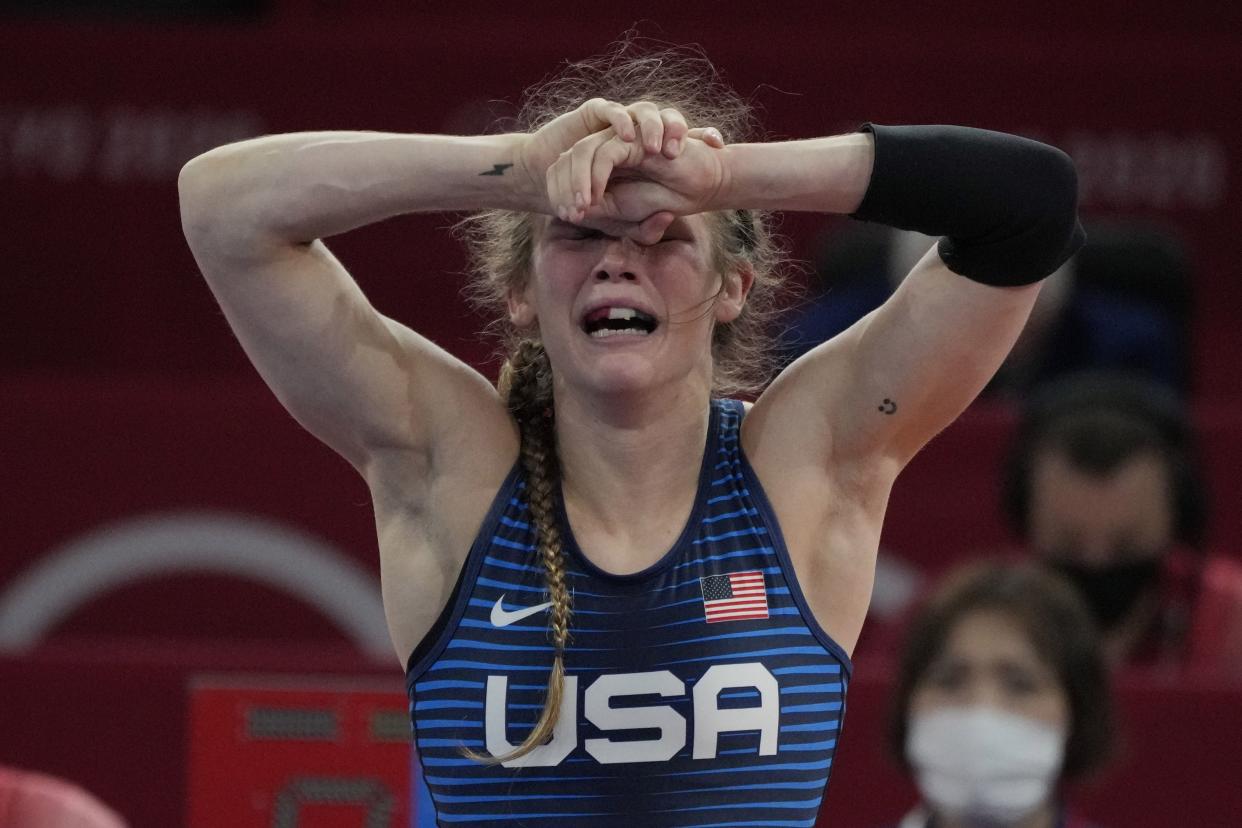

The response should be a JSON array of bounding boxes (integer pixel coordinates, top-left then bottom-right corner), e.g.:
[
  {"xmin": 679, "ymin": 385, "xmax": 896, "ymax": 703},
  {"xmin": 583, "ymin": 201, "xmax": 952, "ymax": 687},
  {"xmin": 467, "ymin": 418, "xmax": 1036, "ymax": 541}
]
[
  {"xmin": 594, "ymin": 269, "xmax": 637, "ymax": 281},
  {"xmin": 594, "ymin": 237, "xmax": 644, "ymax": 281}
]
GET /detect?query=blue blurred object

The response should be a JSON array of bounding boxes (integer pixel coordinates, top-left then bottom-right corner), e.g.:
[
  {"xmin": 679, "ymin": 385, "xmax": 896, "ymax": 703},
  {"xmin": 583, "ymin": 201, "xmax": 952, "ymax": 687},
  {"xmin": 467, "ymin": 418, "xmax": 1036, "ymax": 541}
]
[{"xmin": 779, "ymin": 221, "xmax": 1192, "ymax": 398}]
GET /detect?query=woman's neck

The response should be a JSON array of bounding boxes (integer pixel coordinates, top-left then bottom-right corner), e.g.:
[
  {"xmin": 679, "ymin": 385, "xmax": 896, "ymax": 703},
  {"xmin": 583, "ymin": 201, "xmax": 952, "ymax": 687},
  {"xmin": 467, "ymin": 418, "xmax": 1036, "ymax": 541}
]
[{"xmin": 553, "ymin": 381, "xmax": 713, "ymax": 572}]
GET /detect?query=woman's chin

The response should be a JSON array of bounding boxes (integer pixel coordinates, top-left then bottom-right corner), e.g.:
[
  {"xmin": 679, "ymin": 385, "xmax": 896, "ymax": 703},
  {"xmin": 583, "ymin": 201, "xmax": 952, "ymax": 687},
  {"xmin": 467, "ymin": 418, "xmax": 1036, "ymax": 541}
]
[
  {"xmin": 578, "ymin": 353, "xmax": 665, "ymax": 396},
  {"xmin": 557, "ymin": 334, "xmax": 704, "ymax": 399},
  {"xmin": 592, "ymin": 365, "xmax": 660, "ymax": 395}
]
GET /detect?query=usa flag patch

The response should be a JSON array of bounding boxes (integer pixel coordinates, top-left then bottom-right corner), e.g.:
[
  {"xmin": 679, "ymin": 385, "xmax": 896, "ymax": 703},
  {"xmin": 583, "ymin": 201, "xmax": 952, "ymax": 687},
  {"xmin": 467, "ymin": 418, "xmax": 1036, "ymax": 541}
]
[{"xmin": 700, "ymin": 571, "xmax": 769, "ymax": 623}]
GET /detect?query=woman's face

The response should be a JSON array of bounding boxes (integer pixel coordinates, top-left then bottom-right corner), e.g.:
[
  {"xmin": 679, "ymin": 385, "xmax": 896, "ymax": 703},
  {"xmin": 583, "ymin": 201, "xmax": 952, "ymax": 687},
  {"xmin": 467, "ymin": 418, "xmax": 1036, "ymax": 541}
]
[
  {"xmin": 910, "ymin": 609, "xmax": 1070, "ymax": 734},
  {"xmin": 513, "ymin": 213, "xmax": 747, "ymax": 399}
]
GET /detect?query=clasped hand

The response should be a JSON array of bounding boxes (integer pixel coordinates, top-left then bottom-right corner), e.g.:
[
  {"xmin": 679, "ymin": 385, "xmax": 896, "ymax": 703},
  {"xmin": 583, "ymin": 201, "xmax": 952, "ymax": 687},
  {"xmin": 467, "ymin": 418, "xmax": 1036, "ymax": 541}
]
[{"xmin": 519, "ymin": 98, "xmax": 729, "ymax": 245}]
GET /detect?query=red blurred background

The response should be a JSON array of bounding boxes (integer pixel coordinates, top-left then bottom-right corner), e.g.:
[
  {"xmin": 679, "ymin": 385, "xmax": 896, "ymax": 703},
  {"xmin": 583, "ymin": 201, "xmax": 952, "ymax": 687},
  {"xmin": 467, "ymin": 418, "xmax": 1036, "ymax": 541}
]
[{"xmin": 2, "ymin": 2, "xmax": 1240, "ymax": 826}]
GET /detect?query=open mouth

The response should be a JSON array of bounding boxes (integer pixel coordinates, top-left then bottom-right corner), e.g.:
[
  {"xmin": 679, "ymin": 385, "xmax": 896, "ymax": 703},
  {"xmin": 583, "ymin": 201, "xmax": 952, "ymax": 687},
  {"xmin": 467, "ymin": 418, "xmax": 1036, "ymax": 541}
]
[{"xmin": 581, "ymin": 307, "xmax": 658, "ymax": 339}]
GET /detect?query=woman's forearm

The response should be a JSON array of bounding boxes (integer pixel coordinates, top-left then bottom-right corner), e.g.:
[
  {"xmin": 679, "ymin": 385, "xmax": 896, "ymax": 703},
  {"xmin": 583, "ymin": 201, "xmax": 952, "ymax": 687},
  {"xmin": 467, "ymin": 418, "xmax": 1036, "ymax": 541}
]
[
  {"xmin": 714, "ymin": 133, "xmax": 875, "ymax": 215},
  {"xmin": 178, "ymin": 131, "xmax": 538, "ymax": 248},
  {"xmin": 720, "ymin": 125, "xmax": 1082, "ymax": 285}
]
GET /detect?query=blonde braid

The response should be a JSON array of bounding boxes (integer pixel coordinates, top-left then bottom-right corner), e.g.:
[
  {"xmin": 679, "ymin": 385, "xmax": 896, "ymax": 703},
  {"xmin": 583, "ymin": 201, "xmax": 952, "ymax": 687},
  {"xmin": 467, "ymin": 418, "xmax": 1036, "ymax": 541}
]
[{"xmin": 464, "ymin": 339, "xmax": 572, "ymax": 764}]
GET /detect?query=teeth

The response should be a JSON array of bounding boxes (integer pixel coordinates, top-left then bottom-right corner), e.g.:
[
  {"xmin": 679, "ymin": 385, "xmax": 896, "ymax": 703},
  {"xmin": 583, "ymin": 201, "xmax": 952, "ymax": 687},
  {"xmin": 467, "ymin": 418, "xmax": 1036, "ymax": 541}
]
[
  {"xmin": 582, "ymin": 306, "xmax": 656, "ymax": 337},
  {"xmin": 589, "ymin": 328, "xmax": 649, "ymax": 338}
]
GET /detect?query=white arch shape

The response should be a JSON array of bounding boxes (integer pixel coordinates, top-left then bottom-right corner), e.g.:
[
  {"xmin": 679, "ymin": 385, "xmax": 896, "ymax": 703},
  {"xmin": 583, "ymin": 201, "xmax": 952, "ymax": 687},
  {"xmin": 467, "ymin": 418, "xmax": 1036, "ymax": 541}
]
[{"xmin": 0, "ymin": 511, "xmax": 393, "ymax": 661}]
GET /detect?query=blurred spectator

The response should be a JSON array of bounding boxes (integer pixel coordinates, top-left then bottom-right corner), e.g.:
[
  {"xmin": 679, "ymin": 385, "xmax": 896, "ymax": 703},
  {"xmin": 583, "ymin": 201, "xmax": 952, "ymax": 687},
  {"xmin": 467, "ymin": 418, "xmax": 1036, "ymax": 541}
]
[
  {"xmin": 780, "ymin": 221, "xmax": 1191, "ymax": 398},
  {"xmin": 880, "ymin": 562, "xmax": 1114, "ymax": 828},
  {"xmin": 1003, "ymin": 372, "xmax": 1242, "ymax": 678},
  {"xmin": 0, "ymin": 765, "xmax": 126, "ymax": 828}
]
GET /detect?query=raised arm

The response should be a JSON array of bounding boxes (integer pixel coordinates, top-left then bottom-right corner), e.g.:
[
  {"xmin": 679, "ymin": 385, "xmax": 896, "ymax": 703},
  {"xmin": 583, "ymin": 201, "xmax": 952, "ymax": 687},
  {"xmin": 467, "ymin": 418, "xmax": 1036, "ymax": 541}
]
[
  {"xmin": 724, "ymin": 125, "xmax": 1083, "ymax": 475},
  {"xmin": 177, "ymin": 100, "xmax": 674, "ymax": 475},
  {"xmin": 179, "ymin": 132, "xmax": 537, "ymax": 474}
]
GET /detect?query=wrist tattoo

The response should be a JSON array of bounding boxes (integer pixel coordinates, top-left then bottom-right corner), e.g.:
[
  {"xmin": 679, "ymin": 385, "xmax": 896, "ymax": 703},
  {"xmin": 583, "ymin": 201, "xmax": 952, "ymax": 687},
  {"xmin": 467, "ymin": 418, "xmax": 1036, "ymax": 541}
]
[
  {"xmin": 877, "ymin": 398, "xmax": 898, "ymax": 415},
  {"xmin": 479, "ymin": 163, "xmax": 514, "ymax": 176}
]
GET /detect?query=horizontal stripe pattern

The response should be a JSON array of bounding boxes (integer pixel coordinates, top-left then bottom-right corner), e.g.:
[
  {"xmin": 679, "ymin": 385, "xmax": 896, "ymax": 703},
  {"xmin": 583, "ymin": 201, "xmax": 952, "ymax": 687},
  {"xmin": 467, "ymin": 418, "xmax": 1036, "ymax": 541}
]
[{"xmin": 408, "ymin": 399, "xmax": 850, "ymax": 826}]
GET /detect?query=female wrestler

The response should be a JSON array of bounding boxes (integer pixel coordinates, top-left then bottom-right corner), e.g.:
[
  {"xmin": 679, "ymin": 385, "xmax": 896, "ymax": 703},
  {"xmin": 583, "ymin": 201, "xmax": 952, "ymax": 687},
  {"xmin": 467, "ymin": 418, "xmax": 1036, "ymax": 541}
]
[{"xmin": 179, "ymin": 42, "xmax": 1083, "ymax": 826}]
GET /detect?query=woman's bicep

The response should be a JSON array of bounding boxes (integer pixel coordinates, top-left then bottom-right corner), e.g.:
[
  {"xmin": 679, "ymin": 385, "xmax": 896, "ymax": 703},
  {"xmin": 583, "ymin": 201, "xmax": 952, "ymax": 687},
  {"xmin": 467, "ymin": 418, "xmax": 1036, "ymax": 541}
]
[
  {"xmin": 758, "ymin": 245, "xmax": 1040, "ymax": 475},
  {"xmin": 828, "ymin": 246, "xmax": 1041, "ymax": 466},
  {"xmin": 191, "ymin": 235, "xmax": 506, "ymax": 474}
]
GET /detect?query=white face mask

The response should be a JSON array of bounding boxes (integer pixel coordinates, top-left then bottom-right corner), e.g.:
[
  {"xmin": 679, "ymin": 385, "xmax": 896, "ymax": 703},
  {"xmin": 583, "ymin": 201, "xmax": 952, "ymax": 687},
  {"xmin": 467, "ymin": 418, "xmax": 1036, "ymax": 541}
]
[{"xmin": 906, "ymin": 706, "xmax": 1066, "ymax": 826}]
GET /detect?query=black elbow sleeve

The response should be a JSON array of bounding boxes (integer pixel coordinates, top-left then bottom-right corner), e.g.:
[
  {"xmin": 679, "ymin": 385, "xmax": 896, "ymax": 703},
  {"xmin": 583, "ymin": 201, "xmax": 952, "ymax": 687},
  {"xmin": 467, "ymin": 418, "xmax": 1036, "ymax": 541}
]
[{"xmin": 849, "ymin": 123, "xmax": 1086, "ymax": 286}]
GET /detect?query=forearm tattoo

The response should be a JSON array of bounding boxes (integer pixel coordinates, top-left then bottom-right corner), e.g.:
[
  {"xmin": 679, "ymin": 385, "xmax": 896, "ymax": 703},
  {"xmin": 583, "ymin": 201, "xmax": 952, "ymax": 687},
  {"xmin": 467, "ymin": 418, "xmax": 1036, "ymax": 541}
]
[
  {"xmin": 877, "ymin": 398, "xmax": 898, "ymax": 415},
  {"xmin": 479, "ymin": 163, "xmax": 514, "ymax": 176}
]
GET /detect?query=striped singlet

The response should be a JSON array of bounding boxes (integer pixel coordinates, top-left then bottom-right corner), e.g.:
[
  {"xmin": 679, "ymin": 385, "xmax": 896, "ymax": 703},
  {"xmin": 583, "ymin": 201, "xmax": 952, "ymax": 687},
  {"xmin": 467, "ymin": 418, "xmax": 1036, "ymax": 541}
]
[{"xmin": 406, "ymin": 399, "xmax": 852, "ymax": 826}]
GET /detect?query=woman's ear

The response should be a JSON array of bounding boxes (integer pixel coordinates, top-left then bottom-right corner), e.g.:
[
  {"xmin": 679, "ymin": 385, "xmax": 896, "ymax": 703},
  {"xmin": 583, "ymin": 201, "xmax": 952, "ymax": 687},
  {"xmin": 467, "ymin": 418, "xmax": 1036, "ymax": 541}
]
[
  {"xmin": 714, "ymin": 263, "xmax": 755, "ymax": 323},
  {"xmin": 507, "ymin": 278, "xmax": 537, "ymax": 329}
]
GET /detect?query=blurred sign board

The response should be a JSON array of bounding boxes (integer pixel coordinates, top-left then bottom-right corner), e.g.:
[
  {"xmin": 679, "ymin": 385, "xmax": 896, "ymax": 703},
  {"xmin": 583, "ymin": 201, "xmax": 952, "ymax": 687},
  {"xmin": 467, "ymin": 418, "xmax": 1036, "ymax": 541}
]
[{"xmin": 187, "ymin": 675, "xmax": 435, "ymax": 827}]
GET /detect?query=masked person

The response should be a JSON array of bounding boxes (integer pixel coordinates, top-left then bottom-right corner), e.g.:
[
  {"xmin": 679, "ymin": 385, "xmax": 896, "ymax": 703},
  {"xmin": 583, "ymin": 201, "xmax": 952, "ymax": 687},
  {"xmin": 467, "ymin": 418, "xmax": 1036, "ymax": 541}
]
[
  {"xmin": 884, "ymin": 562, "xmax": 1115, "ymax": 828},
  {"xmin": 1002, "ymin": 373, "xmax": 1242, "ymax": 677}
]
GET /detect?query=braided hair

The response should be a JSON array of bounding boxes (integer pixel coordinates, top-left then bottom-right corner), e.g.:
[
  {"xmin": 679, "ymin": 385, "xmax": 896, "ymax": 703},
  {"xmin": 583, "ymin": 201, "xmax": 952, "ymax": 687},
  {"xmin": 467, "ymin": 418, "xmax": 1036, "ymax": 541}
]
[{"xmin": 462, "ymin": 340, "xmax": 571, "ymax": 763}]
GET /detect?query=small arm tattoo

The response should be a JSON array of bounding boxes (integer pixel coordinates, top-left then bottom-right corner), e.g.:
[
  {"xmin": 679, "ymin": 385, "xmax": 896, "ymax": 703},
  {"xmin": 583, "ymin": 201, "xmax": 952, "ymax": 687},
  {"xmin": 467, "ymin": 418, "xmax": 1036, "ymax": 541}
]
[
  {"xmin": 479, "ymin": 163, "xmax": 514, "ymax": 176},
  {"xmin": 877, "ymin": 398, "xmax": 897, "ymax": 415}
]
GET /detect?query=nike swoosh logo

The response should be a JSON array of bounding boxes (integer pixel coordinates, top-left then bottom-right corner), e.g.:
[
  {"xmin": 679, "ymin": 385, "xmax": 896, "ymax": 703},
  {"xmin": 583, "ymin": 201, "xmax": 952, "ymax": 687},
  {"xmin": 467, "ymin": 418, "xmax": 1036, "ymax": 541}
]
[{"xmin": 490, "ymin": 594, "xmax": 553, "ymax": 628}]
